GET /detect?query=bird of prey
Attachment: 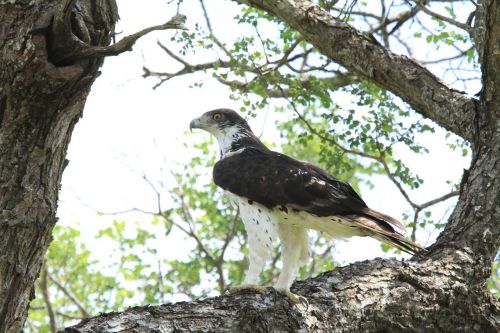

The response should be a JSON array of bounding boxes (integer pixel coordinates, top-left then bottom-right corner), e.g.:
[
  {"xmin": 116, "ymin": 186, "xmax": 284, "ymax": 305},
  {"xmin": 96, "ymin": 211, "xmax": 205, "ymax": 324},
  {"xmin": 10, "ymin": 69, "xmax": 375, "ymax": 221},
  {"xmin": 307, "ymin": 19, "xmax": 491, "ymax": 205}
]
[{"xmin": 190, "ymin": 108, "xmax": 422, "ymax": 301}]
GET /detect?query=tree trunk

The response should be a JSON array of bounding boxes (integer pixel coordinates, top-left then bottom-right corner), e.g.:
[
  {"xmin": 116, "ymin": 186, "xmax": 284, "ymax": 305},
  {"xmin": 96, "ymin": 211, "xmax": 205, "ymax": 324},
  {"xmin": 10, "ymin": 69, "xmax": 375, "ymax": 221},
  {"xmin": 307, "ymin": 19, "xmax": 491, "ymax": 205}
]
[
  {"xmin": 64, "ymin": 0, "xmax": 500, "ymax": 332},
  {"xmin": 0, "ymin": 1, "xmax": 118, "ymax": 332}
]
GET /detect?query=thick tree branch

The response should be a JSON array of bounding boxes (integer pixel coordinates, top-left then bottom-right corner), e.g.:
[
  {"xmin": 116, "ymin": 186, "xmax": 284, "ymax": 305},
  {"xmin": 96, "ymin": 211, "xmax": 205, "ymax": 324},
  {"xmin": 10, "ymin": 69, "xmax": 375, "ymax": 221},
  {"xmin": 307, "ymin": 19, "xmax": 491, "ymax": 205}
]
[
  {"xmin": 62, "ymin": 256, "xmax": 499, "ymax": 333},
  {"xmin": 235, "ymin": 0, "xmax": 477, "ymax": 143},
  {"xmin": 474, "ymin": 0, "xmax": 499, "ymax": 141}
]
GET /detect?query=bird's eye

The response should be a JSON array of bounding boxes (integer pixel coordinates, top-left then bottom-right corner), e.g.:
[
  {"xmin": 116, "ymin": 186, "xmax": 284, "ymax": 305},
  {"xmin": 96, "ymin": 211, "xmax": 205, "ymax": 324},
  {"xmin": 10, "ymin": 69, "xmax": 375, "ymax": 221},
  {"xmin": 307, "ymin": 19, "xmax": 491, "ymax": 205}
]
[{"xmin": 212, "ymin": 113, "xmax": 222, "ymax": 121}]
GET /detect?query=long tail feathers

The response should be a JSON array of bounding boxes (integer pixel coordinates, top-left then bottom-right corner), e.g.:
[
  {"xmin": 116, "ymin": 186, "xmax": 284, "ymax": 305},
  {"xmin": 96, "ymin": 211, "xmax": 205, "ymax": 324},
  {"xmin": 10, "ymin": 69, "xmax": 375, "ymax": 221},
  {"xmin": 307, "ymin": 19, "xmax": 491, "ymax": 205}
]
[
  {"xmin": 372, "ymin": 232, "xmax": 424, "ymax": 255},
  {"xmin": 347, "ymin": 211, "xmax": 425, "ymax": 255}
]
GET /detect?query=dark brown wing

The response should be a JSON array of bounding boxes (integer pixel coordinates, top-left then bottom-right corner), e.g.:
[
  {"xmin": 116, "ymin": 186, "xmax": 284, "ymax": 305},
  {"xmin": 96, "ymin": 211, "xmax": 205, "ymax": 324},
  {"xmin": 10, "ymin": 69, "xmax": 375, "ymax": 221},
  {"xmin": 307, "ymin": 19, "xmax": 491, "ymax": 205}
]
[{"xmin": 213, "ymin": 148, "xmax": 368, "ymax": 216}]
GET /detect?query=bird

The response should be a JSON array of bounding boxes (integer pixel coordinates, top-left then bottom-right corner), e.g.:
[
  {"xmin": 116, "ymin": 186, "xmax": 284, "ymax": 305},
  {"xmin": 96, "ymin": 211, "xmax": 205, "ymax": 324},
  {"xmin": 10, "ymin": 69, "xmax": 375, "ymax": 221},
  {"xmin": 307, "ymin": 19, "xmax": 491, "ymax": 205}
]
[{"xmin": 190, "ymin": 108, "xmax": 423, "ymax": 302}]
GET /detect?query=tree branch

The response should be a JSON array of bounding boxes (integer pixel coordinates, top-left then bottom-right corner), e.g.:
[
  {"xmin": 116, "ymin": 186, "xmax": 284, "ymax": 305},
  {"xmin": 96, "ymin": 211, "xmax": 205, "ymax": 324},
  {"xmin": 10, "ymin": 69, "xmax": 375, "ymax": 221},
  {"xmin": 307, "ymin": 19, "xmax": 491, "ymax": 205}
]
[
  {"xmin": 62, "ymin": 256, "xmax": 499, "ymax": 332},
  {"xmin": 48, "ymin": 273, "xmax": 90, "ymax": 318},
  {"xmin": 473, "ymin": 0, "xmax": 499, "ymax": 142},
  {"xmin": 368, "ymin": 0, "xmax": 428, "ymax": 35},
  {"xmin": 413, "ymin": 0, "xmax": 473, "ymax": 33},
  {"xmin": 144, "ymin": 41, "xmax": 356, "ymax": 94},
  {"xmin": 39, "ymin": 265, "xmax": 57, "ymax": 333},
  {"xmin": 49, "ymin": 0, "xmax": 187, "ymax": 65},
  {"xmin": 235, "ymin": 0, "xmax": 477, "ymax": 142},
  {"xmin": 418, "ymin": 190, "xmax": 459, "ymax": 210}
]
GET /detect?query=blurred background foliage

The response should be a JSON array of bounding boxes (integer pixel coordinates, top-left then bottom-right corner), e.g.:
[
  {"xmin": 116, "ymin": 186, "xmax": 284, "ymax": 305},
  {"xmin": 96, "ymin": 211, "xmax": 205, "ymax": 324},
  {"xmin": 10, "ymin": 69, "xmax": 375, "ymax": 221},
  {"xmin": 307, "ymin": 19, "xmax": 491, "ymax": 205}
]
[{"xmin": 26, "ymin": 1, "xmax": 498, "ymax": 332}]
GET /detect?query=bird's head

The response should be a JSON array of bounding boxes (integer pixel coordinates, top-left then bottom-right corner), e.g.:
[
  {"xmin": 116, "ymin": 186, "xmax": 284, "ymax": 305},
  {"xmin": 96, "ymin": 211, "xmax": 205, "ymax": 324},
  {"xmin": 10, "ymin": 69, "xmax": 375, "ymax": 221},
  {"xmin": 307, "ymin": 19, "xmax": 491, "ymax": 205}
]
[
  {"xmin": 190, "ymin": 108, "xmax": 250, "ymax": 133},
  {"xmin": 190, "ymin": 108, "xmax": 265, "ymax": 156}
]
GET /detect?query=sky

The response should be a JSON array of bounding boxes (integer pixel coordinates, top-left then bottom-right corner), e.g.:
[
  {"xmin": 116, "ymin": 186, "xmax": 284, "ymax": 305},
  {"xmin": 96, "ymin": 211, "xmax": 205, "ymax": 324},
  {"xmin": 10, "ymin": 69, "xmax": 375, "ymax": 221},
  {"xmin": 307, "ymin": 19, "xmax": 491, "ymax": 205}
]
[{"xmin": 56, "ymin": 0, "xmax": 474, "ymax": 301}]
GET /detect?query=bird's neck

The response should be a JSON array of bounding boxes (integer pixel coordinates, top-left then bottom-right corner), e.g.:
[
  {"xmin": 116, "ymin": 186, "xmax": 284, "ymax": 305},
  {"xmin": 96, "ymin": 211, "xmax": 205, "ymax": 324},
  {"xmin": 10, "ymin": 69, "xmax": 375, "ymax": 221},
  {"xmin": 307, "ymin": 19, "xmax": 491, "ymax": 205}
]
[{"xmin": 214, "ymin": 126, "xmax": 267, "ymax": 157}]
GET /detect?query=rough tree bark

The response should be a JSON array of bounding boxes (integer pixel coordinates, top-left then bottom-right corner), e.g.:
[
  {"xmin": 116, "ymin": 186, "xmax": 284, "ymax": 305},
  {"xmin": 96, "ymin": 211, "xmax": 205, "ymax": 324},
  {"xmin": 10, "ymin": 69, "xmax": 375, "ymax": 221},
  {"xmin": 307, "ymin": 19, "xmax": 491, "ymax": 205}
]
[{"xmin": 63, "ymin": 1, "xmax": 499, "ymax": 332}]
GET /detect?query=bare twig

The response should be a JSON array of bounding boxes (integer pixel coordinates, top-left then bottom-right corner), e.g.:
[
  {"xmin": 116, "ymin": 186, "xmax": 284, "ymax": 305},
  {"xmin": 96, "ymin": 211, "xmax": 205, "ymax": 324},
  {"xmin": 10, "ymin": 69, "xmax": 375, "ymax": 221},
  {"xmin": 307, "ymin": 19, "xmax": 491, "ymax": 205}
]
[
  {"xmin": 56, "ymin": 311, "xmax": 85, "ymax": 320},
  {"xmin": 74, "ymin": 14, "xmax": 187, "ymax": 58},
  {"xmin": 272, "ymin": 38, "xmax": 303, "ymax": 71},
  {"xmin": 157, "ymin": 260, "xmax": 166, "ymax": 303},
  {"xmin": 418, "ymin": 190, "xmax": 460, "ymax": 210},
  {"xmin": 39, "ymin": 264, "xmax": 57, "ymax": 333},
  {"xmin": 48, "ymin": 273, "xmax": 90, "ymax": 318},
  {"xmin": 422, "ymin": 47, "xmax": 473, "ymax": 65},
  {"xmin": 411, "ymin": 210, "xmax": 420, "ymax": 242},
  {"xmin": 219, "ymin": 208, "xmax": 241, "ymax": 262},
  {"xmin": 198, "ymin": 0, "xmax": 232, "ymax": 57},
  {"xmin": 412, "ymin": 0, "xmax": 473, "ymax": 33},
  {"xmin": 368, "ymin": 0, "xmax": 429, "ymax": 34}
]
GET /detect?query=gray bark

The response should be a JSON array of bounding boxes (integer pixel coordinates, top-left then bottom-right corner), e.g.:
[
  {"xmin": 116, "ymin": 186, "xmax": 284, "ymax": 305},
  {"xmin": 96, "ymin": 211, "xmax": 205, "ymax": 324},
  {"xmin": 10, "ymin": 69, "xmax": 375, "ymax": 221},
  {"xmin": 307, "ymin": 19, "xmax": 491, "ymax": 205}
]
[
  {"xmin": 64, "ymin": 0, "xmax": 500, "ymax": 332},
  {"xmin": 63, "ymin": 256, "xmax": 499, "ymax": 332},
  {"xmin": 0, "ymin": 1, "xmax": 118, "ymax": 332}
]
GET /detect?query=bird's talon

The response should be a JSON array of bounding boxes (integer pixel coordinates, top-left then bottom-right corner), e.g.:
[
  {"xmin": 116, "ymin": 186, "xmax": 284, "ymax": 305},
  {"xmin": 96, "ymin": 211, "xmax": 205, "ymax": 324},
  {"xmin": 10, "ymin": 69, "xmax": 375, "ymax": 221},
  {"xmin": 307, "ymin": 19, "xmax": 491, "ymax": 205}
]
[{"xmin": 276, "ymin": 288, "xmax": 308, "ymax": 306}]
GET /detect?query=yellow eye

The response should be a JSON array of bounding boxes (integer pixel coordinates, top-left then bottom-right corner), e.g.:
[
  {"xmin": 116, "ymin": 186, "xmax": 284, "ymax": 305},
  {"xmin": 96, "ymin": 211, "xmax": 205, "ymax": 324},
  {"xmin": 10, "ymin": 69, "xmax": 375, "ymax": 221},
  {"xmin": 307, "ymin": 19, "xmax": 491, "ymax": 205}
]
[{"xmin": 212, "ymin": 113, "xmax": 222, "ymax": 121}]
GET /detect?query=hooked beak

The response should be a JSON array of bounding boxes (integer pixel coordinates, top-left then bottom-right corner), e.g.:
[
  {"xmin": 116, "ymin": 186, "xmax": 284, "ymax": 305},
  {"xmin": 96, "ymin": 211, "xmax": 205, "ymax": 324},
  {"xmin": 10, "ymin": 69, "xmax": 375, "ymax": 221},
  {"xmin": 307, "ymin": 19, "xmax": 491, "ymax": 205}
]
[{"xmin": 189, "ymin": 117, "xmax": 202, "ymax": 132}]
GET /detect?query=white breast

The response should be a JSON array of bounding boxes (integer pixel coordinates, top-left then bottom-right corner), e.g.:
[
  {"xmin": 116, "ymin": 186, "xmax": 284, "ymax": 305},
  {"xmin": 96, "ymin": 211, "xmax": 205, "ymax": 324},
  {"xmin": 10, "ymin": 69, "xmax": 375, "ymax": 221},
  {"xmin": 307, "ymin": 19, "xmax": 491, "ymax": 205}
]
[{"xmin": 228, "ymin": 193, "xmax": 279, "ymax": 249}]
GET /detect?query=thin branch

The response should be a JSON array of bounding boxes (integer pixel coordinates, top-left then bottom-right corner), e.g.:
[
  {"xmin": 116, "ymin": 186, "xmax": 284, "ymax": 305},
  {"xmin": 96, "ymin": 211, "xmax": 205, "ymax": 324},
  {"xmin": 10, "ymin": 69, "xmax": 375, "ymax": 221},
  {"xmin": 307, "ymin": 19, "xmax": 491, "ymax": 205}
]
[
  {"xmin": 412, "ymin": 0, "xmax": 473, "ymax": 33},
  {"xmin": 285, "ymin": 96, "xmax": 381, "ymax": 162},
  {"xmin": 422, "ymin": 47, "xmax": 472, "ymax": 65},
  {"xmin": 81, "ymin": 14, "xmax": 187, "ymax": 56},
  {"xmin": 272, "ymin": 38, "xmax": 303, "ymax": 71},
  {"xmin": 219, "ymin": 208, "xmax": 241, "ymax": 263},
  {"xmin": 39, "ymin": 264, "xmax": 57, "ymax": 333},
  {"xmin": 411, "ymin": 210, "xmax": 420, "ymax": 242},
  {"xmin": 48, "ymin": 274, "xmax": 90, "ymax": 318},
  {"xmin": 368, "ymin": 0, "xmax": 429, "ymax": 35},
  {"xmin": 378, "ymin": 157, "xmax": 418, "ymax": 207},
  {"xmin": 254, "ymin": 25, "xmax": 270, "ymax": 64},
  {"xmin": 198, "ymin": 0, "xmax": 232, "ymax": 57},
  {"xmin": 157, "ymin": 259, "xmax": 166, "ymax": 304},
  {"xmin": 156, "ymin": 40, "xmax": 190, "ymax": 66},
  {"xmin": 56, "ymin": 311, "xmax": 85, "ymax": 320},
  {"xmin": 418, "ymin": 190, "xmax": 460, "ymax": 210},
  {"xmin": 167, "ymin": 174, "xmax": 219, "ymax": 264}
]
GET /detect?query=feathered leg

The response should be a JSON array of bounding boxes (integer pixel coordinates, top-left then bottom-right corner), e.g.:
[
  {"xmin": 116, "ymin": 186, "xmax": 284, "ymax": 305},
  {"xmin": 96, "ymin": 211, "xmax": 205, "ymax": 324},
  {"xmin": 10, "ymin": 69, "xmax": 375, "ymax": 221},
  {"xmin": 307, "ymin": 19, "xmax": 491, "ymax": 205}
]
[
  {"xmin": 228, "ymin": 201, "xmax": 278, "ymax": 295},
  {"xmin": 275, "ymin": 225, "xmax": 310, "ymax": 304}
]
